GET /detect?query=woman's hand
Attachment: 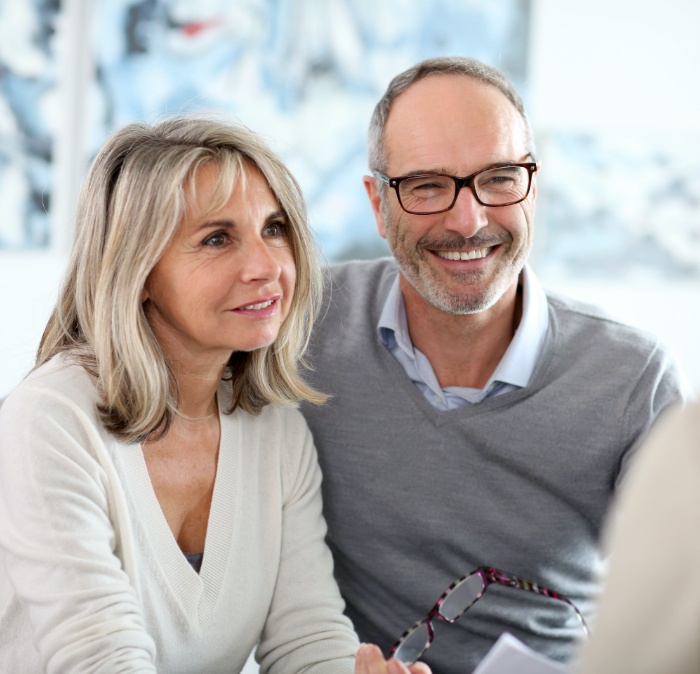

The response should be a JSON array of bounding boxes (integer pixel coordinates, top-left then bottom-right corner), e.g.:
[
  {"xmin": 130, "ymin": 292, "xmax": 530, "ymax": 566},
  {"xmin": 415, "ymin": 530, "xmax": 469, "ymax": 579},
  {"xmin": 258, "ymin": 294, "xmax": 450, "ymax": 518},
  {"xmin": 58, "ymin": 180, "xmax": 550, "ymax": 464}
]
[{"xmin": 355, "ymin": 643, "xmax": 432, "ymax": 674}]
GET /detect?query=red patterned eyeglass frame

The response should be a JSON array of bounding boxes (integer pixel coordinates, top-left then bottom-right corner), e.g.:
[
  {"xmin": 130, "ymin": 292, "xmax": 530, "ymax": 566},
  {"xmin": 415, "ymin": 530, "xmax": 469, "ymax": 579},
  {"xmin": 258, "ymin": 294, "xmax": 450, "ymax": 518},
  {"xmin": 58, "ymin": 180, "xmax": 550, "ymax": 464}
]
[{"xmin": 390, "ymin": 566, "xmax": 589, "ymax": 664}]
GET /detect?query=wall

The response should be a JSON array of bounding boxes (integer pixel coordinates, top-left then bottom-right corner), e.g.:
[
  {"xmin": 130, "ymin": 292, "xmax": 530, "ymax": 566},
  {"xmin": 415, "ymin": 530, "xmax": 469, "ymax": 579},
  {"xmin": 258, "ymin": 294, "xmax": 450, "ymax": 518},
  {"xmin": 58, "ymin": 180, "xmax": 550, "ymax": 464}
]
[
  {"xmin": 2, "ymin": 0, "xmax": 700, "ymax": 401},
  {"xmin": 527, "ymin": 0, "xmax": 700, "ymax": 392}
]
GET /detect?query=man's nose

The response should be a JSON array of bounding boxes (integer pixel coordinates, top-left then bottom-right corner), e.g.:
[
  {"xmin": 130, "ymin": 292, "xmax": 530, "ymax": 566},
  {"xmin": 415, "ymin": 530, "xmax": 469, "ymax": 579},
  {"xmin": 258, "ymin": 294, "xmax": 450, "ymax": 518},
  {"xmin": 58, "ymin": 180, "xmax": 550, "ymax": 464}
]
[{"xmin": 442, "ymin": 184, "xmax": 489, "ymax": 237}]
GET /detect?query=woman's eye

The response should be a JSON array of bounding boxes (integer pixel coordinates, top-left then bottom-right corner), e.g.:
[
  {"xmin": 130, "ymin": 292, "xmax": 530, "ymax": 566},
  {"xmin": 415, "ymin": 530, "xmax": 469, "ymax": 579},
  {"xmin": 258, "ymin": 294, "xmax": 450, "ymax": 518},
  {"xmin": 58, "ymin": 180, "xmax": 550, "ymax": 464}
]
[
  {"xmin": 264, "ymin": 221, "xmax": 288, "ymax": 238},
  {"xmin": 203, "ymin": 232, "xmax": 227, "ymax": 247}
]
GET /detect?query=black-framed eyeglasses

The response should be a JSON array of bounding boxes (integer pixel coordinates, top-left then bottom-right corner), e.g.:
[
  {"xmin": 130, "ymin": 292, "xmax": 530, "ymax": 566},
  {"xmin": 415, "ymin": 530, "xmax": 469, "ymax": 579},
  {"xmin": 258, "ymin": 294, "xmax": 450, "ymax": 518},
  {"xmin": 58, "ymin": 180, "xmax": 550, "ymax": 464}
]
[
  {"xmin": 374, "ymin": 162, "xmax": 538, "ymax": 215},
  {"xmin": 390, "ymin": 566, "xmax": 588, "ymax": 666}
]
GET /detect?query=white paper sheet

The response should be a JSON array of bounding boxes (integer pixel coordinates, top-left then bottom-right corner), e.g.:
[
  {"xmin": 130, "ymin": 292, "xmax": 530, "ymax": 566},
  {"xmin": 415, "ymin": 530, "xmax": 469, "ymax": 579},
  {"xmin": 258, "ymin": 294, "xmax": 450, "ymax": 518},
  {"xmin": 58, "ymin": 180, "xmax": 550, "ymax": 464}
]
[{"xmin": 472, "ymin": 633, "xmax": 569, "ymax": 674}]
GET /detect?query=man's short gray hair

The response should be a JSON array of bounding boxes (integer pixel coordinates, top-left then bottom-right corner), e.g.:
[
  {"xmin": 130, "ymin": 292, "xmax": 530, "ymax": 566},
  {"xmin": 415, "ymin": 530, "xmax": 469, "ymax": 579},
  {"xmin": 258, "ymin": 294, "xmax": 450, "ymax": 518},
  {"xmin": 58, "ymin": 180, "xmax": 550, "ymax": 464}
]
[{"xmin": 368, "ymin": 56, "xmax": 536, "ymax": 172}]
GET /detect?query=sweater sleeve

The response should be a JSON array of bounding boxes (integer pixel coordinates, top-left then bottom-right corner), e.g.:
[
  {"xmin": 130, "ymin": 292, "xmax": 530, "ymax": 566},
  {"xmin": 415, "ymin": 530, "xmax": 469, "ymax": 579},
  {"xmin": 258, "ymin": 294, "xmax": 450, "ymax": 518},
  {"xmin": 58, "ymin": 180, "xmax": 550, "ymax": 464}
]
[
  {"xmin": 615, "ymin": 341, "xmax": 690, "ymax": 486},
  {"xmin": 255, "ymin": 408, "xmax": 358, "ymax": 674},
  {"xmin": 0, "ymin": 379, "xmax": 157, "ymax": 673}
]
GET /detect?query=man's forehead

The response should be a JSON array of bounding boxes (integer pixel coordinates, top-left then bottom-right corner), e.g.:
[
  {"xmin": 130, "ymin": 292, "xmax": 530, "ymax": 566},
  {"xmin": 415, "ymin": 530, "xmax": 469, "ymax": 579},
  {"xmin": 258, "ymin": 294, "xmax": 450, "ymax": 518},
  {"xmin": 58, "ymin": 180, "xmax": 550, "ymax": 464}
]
[
  {"xmin": 384, "ymin": 75, "xmax": 528, "ymax": 171},
  {"xmin": 388, "ymin": 75, "xmax": 521, "ymax": 133}
]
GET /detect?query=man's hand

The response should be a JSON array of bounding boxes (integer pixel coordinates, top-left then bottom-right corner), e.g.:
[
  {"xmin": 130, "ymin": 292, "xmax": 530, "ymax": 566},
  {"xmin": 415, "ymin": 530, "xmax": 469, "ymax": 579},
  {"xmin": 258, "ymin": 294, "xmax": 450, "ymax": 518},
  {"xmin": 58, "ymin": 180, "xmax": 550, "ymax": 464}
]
[{"xmin": 355, "ymin": 643, "xmax": 432, "ymax": 674}]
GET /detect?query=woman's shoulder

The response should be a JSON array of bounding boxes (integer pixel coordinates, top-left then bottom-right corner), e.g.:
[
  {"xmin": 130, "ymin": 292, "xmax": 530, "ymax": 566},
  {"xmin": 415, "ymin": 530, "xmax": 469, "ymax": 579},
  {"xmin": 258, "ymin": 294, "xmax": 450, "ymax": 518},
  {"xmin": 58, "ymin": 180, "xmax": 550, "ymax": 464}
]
[{"xmin": 1, "ymin": 354, "xmax": 97, "ymax": 424}]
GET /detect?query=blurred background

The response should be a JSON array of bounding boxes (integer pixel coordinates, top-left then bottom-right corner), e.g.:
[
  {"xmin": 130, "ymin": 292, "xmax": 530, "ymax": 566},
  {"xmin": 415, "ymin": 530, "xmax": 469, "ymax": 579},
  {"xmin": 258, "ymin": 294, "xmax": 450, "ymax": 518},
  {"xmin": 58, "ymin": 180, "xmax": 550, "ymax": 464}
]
[{"xmin": 2, "ymin": 0, "xmax": 700, "ymax": 402}]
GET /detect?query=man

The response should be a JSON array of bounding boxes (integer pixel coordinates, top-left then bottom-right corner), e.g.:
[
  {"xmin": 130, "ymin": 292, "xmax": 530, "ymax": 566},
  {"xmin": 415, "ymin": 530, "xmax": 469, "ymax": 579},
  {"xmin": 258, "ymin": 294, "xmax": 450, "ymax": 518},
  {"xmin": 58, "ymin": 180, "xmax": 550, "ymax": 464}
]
[{"xmin": 301, "ymin": 56, "xmax": 686, "ymax": 674}]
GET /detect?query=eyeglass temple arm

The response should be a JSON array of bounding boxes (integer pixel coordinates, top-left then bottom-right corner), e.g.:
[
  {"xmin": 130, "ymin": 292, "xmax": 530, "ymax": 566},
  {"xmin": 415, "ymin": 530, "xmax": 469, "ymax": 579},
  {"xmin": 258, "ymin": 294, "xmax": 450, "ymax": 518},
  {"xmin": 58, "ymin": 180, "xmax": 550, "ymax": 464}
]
[
  {"xmin": 481, "ymin": 567, "xmax": 589, "ymax": 636},
  {"xmin": 372, "ymin": 171, "xmax": 390, "ymax": 185}
]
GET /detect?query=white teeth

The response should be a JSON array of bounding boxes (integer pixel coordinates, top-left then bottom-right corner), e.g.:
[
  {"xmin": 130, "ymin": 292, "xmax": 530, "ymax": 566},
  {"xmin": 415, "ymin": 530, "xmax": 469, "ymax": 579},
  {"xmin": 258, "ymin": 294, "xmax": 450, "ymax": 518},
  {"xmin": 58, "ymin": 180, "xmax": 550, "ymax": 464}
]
[
  {"xmin": 243, "ymin": 299, "xmax": 274, "ymax": 310},
  {"xmin": 437, "ymin": 247, "xmax": 491, "ymax": 261}
]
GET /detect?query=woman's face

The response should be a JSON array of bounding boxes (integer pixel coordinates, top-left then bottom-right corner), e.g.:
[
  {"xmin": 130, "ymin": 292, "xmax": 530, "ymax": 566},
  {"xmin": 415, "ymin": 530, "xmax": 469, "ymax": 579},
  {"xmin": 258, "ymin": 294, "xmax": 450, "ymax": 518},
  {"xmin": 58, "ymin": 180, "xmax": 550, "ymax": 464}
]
[{"xmin": 143, "ymin": 162, "xmax": 296, "ymax": 370}]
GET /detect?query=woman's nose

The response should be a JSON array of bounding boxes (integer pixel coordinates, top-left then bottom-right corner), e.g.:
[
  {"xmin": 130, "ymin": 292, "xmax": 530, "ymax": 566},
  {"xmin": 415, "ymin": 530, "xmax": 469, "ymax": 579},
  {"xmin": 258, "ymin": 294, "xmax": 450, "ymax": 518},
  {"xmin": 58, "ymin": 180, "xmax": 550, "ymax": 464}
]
[{"xmin": 238, "ymin": 238, "xmax": 282, "ymax": 284}]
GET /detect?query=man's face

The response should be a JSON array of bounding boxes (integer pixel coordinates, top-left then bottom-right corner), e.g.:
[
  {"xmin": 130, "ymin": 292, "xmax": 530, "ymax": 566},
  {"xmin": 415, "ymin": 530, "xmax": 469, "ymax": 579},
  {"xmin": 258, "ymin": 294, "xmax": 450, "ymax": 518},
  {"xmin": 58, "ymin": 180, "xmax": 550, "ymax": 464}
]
[{"xmin": 365, "ymin": 74, "xmax": 537, "ymax": 316}]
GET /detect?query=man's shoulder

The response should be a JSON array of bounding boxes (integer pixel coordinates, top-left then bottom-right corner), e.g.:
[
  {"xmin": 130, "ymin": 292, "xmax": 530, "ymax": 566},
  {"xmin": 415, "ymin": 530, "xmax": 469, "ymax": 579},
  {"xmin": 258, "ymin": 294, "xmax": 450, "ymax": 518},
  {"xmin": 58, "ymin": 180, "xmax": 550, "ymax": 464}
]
[
  {"xmin": 309, "ymin": 258, "xmax": 397, "ymax": 349},
  {"xmin": 546, "ymin": 290, "xmax": 660, "ymax": 350},
  {"xmin": 328, "ymin": 257, "xmax": 397, "ymax": 289},
  {"xmin": 322, "ymin": 257, "xmax": 397, "ymax": 314},
  {"xmin": 538, "ymin": 291, "xmax": 688, "ymax": 422},
  {"xmin": 543, "ymin": 291, "xmax": 684, "ymax": 391}
]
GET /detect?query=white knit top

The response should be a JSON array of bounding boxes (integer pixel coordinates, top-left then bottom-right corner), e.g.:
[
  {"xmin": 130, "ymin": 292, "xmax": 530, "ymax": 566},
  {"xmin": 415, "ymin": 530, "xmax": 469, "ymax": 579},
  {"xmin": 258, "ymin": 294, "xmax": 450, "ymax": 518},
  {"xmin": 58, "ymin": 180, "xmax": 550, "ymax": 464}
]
[{"xmin": 0, "ymin": 355, "xmax": 358, "ymax": 673}]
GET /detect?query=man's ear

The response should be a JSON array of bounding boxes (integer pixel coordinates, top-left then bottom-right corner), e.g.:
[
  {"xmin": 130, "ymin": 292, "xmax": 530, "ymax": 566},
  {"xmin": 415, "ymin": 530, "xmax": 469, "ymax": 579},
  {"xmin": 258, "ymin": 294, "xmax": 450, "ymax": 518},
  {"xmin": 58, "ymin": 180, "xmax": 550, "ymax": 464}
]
[
  {"xmin": 530, "ymin": 161, "xmax": 540, "ymax": 200},
  {"xmin": 362, "ymin": 174, "xmax": 387, "ymax": 240}
]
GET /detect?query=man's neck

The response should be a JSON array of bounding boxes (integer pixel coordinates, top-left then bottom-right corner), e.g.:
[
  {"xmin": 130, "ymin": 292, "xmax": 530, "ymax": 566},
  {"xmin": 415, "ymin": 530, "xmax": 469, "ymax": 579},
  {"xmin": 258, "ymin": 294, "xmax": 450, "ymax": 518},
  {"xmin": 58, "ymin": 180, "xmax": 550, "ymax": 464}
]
[{"xmin": 401, "ymin": 277, "xmax": 522, "ymax": 390}]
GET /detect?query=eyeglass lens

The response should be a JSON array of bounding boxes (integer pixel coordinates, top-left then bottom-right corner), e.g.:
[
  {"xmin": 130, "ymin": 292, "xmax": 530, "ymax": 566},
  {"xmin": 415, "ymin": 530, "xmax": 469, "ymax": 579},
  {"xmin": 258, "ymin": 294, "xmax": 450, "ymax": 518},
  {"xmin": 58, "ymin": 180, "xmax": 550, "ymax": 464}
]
[
  {"xmin": 393, "ymin": 622, "xmax": 431, "ymax": 665},
  {"xmin": 393, "ymin": 573, "xmax": 486, "ymax": 663},
  {"xmin": 398, "ymin": 165, "xmax": 530, "ymax": 213},
  {"xmin": 439, "ymin": 573, "xmax": 485, "ymax": 620}
]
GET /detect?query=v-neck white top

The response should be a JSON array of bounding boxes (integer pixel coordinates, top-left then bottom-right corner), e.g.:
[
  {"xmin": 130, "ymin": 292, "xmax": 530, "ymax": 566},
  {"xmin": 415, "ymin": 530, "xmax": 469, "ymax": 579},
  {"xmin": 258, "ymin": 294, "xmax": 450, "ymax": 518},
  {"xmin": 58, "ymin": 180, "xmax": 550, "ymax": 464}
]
[{"xmin": 0, "ymin": 355, "xmax": 357, "ymax": 673}]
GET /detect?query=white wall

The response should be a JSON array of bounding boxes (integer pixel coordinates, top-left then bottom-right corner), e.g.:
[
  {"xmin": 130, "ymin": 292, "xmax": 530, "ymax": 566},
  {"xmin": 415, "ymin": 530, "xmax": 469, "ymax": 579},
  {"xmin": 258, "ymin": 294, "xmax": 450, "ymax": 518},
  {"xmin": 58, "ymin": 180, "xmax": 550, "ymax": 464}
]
[
  {"xmin": 529, "ymin": 0, "xmax": 700, "ymax": 133},
  {"xmin": 2, "ymin": 0, "xmax": 700, "ymax": 399},
  {"xmin": 0, "ymin": 252, "xmax": 65, "ymax": 398},
  {"xmin": 528, "ymin": 0, "xmax": 700, "ymax": 391}
]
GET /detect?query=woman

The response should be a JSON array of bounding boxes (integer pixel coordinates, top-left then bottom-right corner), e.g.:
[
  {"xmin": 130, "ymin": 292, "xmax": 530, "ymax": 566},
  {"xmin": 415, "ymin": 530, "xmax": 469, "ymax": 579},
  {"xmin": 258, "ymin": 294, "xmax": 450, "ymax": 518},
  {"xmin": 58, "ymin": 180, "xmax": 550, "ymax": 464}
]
[{"xmin": 0, "ymin": 118, "xmax": 429, "ymax": 674}]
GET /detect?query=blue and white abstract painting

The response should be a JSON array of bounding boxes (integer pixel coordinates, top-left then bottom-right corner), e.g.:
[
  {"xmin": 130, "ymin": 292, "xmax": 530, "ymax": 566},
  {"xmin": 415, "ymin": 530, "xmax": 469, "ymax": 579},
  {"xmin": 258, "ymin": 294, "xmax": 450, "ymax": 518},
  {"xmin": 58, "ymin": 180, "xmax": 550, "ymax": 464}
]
[
  {"xmin": 0, "ymin": 0, "xmax": 60, "ymax": 249},
  {"xmin": 4, "ymin": 1, "xmax": 699, "ymax": 281},
  {"xmin": 537, "ymin": 131, "xmax": 700, "ymax": 279},
  {"xmin": 90, "ymin": 0, "xmax": 531, "ymax": 260}
]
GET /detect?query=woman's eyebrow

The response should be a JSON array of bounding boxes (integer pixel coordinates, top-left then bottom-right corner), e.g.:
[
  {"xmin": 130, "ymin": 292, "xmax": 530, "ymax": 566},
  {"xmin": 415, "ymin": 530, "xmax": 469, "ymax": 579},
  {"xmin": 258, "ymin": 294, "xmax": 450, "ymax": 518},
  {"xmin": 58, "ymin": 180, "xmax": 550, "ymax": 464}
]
[
  {"xmin": 193, "ymin": 209, "xmax": 287, "ymax": 231},
  {"xmin": 194, "ymin": 218, "xmax": 235, "ymax": 232},
  {"xmin": 265, "ymin": 210, "xmax": 288, "ymax": 222}
]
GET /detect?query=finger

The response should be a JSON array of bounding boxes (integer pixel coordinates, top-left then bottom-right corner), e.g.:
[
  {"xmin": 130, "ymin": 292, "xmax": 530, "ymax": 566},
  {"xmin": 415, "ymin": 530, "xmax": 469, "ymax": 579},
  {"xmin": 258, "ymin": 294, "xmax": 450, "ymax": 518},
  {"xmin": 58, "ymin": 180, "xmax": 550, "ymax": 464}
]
[
  {"xmin": 355, "ymin": 643, "xmax": 388, "ymax": 674},
  {"xmin": 387, "ymin": 659, "xmax": 411, "ymax": 674},
  {"xmin": 408, "ymin": 663, "xmax": 432, "ymax": 674}
]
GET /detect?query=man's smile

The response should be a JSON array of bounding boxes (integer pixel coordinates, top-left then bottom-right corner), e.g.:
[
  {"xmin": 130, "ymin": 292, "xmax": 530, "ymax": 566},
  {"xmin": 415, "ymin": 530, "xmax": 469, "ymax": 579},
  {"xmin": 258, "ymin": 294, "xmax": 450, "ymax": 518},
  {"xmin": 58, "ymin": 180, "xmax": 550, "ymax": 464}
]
[{"xmin": 434, "ymin": 246, "xmax": 494, "ymax": 261}]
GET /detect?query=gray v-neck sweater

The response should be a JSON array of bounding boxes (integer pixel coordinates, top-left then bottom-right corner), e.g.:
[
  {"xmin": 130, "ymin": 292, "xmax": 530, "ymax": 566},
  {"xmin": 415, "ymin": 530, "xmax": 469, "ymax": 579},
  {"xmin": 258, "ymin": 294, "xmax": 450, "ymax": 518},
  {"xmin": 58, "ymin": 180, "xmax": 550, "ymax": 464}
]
[{"xmin": 301, "ymin": 258, "xmax": 685, "ymax": 674}]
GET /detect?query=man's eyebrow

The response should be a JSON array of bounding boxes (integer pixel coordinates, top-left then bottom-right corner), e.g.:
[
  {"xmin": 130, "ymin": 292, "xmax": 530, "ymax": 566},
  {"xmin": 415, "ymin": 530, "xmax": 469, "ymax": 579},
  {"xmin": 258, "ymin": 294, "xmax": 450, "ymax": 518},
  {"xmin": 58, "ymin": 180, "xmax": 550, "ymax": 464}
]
[{"xmin": 400, "ymin": 158, "xmax": 532, "ymax": 176}]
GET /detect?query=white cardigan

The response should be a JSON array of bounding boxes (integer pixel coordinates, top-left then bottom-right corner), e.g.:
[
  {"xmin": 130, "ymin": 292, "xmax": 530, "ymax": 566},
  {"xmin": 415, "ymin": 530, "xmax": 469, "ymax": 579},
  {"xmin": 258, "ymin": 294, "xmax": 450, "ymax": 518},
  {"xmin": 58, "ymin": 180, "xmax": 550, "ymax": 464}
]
[{"xmin": 0, "ymin": 355, "xmax": 358, "ymax": 673}]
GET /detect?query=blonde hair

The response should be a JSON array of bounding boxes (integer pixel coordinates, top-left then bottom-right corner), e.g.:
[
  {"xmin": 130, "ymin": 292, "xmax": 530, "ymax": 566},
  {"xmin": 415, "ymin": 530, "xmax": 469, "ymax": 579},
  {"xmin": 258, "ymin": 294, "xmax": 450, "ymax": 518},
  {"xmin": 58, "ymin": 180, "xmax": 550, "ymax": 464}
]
[{"xmin": 38, "ymin": 117, "xmax": 325, "ymax": 441}]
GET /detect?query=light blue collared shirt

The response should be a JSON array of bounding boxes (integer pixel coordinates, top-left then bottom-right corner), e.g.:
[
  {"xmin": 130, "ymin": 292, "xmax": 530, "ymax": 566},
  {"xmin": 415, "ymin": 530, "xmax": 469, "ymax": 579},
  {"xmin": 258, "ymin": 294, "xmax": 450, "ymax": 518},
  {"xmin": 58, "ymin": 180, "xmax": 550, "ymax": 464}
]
[{"xmin": 377, "ymin": 265, "xmax": 549, "ymax": 409}]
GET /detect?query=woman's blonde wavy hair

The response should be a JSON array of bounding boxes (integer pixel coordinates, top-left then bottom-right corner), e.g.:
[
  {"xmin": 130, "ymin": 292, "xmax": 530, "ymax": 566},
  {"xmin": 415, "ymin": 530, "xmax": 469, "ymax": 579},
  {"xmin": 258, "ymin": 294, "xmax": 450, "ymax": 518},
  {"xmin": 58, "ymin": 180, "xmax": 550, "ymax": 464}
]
[{"xmin": 37, "ymin": 117, "xmax": 326, "ymax": 441}]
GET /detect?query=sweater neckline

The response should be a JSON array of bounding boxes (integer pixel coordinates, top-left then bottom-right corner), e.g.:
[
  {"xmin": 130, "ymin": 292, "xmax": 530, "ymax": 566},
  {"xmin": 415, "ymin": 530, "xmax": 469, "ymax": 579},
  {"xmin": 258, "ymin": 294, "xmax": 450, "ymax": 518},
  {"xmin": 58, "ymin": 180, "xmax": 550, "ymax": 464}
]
[
  {"xmin": 119, "ymin": 404, "xmax": 239, "ymax": 628},
  {"xmin": 375, "ymin": 303, "xmax": 558, "ymax": 425}
]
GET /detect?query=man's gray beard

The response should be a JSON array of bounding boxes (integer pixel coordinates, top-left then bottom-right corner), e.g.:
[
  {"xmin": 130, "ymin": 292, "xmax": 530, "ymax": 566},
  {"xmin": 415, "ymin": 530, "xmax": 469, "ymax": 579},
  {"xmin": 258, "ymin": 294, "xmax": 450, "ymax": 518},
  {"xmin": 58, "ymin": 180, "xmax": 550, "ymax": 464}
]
[
  {"xmin": 400, "ymin": 264, "xmax": 511, "ymax": 316},
  {"xmin": 381, "ymin": 200, "xmax": 523, "ymax": 315},
  {"xmin": 395, "ymin": 231, "xmax": 517, "ymax": 315}
]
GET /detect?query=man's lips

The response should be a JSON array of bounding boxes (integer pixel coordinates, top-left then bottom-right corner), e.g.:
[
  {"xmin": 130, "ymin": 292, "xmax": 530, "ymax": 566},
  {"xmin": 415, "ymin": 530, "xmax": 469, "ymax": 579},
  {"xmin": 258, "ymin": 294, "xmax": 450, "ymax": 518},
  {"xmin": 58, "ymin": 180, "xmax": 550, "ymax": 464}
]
[{"xmin": 432, "ymin": 245, "xmax": 496, "ymax": 261}]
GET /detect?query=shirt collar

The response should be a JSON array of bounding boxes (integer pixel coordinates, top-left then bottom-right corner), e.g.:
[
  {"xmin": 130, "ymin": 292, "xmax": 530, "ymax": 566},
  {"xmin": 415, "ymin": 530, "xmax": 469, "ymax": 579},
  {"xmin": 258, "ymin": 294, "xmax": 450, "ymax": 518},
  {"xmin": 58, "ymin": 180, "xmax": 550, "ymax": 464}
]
[
  {"xmin": 492, "ymin": 264, "xmax": 549, "ymax": 388},
  {"xmin": 377, "ymin": 264, "xmax": 549, "ymax": 390}
]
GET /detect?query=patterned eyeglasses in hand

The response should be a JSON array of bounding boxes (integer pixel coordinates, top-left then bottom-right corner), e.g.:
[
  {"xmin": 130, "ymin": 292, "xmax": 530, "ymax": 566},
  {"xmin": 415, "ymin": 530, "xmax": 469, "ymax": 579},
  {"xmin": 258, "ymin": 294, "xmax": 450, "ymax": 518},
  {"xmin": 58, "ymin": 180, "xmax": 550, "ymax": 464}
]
[{"xmin": 391, "ymin": 566, "xmax": 589, "ymax": 665}]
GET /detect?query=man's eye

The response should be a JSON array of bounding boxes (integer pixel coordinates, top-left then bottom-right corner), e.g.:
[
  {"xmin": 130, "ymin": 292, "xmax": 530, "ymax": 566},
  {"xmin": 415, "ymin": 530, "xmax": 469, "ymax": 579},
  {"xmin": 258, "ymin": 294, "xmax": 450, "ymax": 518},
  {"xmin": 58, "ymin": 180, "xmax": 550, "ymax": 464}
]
[
  {"xmin": 414, "ymin": 182, "xmax": 444, "ymax": 191},
  {"xmin": 405, "ymin": 176, "xmax": 451, "ymax": 194}
]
